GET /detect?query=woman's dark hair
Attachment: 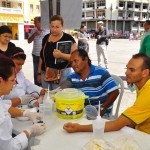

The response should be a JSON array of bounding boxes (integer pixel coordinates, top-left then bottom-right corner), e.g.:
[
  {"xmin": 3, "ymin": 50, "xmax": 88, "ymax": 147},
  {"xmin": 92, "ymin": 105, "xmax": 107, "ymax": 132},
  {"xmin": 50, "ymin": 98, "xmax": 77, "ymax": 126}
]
[
  {"xmin": 71, "ymin": 49, "xmax": 91, "ymax": 66},
  {"xmin": 0, "ymin": 54, "xmax": 15, "ymax": 81},
  {"xmin": 5, "ymin": 47, "xmax": 26, "ymax": 60},
  {"xmin": 132, "ymin": 53, "xmax": 150, "ymax": 70},
  {"xmin": 50, "ymin": 15, "xmax": 64, "ymax": 26},
  {"xmin": 0, "ymin": 25, "xmax": 12, "ymax": 35}
]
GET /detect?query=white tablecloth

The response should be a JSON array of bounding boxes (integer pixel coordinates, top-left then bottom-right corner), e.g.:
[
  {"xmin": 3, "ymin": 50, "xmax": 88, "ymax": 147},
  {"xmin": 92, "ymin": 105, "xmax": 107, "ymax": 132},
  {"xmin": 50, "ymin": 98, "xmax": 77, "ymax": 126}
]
[{"xmin": 12, "ymin": 113, "xmax": 150, "ymax": 150}]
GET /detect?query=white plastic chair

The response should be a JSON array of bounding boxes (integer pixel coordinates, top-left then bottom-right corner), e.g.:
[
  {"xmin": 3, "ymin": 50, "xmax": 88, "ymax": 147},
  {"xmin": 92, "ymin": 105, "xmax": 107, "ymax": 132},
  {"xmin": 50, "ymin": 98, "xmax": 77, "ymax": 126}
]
[{"xmin": 109, "ymin": 74, "xmax": 124, "ymax": 120}]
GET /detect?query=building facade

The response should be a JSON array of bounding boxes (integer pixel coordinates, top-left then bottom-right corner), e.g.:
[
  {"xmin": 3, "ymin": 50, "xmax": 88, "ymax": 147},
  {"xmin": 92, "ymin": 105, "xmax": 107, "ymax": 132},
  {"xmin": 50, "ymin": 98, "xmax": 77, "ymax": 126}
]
[
  {"xmin": 82, "ymin": 0, "xmax": 150, "ymax": 35},
  {"xmin": 0, "ymin": 0, "xmax": 40, "ymax": 40}
]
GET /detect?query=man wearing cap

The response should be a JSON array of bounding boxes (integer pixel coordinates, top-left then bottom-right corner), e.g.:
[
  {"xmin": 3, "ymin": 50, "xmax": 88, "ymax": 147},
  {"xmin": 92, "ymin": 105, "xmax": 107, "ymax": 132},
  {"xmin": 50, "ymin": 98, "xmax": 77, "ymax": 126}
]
[{"xmin": 95, "ymin": 21, "xmax": 109, "ymax": 69}]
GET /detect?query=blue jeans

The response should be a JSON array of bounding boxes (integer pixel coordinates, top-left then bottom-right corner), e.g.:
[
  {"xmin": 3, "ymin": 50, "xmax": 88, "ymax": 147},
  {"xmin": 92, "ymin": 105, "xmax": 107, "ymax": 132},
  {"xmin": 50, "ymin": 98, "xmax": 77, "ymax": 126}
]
[
  {"xmin": 32, "ymin": 54, "xmax": 40, "ymax": 86},
  {"xmin": 41, "ymin": 68, "xmax": 72, "ymax": 90}
]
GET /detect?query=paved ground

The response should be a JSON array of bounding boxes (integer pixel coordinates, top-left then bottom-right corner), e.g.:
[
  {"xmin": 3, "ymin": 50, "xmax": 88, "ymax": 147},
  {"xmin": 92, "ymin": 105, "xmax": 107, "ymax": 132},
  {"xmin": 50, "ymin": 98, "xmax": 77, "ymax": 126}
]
[{"xmin": 12, "ymin": 38, "xmax": 140, "ymax": 116}]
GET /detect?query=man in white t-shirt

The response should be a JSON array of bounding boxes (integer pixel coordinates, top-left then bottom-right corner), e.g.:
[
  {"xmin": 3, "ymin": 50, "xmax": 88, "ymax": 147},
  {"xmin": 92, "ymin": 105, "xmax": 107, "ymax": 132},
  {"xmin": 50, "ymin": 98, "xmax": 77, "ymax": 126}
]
[{"xmin": 28, "ymin": 16, "xmax": 49, "ymax": 85}]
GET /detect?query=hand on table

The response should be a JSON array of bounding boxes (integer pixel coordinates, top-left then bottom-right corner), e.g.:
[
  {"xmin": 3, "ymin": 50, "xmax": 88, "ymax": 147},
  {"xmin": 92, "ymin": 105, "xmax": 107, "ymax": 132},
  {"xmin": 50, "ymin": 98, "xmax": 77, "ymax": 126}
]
[
  {"xmin": 23, "ymin": 110, "xmax": 43, "ymax": 123},
  {"xmin": 63, "ymin": 122, "xmax": 80, "ymax": 133}
]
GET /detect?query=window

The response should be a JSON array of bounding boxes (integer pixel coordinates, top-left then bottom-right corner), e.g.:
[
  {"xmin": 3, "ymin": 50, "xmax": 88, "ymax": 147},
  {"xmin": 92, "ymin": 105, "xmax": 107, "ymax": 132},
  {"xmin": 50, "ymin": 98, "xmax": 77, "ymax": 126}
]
[
  {"xmin": 82, "ymin": 12, "xmax": 85, "ymax": 17},
  {"xmin": 96, "ymin": 10, "xmax": 105, "ymax": 18},
  {"xmin": 118, "ymin": 12, "xmax": 124, "ymax": 17},
  {"xmin": 86, "ymin": 2, "xmax": 94, "ymax": 8},
  {"xmin": 82, "ymin": 3, "xmax": 85, "ymax": 8},
  {"xmin": 2, "ymin": 1, "xmax": 6, "ymax": 7},
  {"xmin": 143, "ymin": 4, "xmax": 148, "ymax": 9},
  {"xmin": 86, "ymin": 11, "xmax": 94, "ymax": 17},
  {"xmin": 36, "ymin": 5, "xmax": 40, "ymax": 13},
  {"xmin": 127, "ymin": 2, "xmax": 133, "ymax": 9},
  {"xmin": 133, "ymin": 22, "xmax": 138, "ymax": 27},
  {"xmin": 97, "ymin": 0, "xmax": 105, "ymax": 7},
  {"xmin": 18, "ymin": 3, "xmax": 22, "ymax": 9},
  {"xmin": 134, "ymin": 13, "xmax": 140, "ymax": 17},
  {"xmin": 119, "ymin": 1, "xmax": 125, "ymax": 8},
  {"xmin": 135, "ymin": 3, "xmax": 140, "ymax": 9},
  {"xmin": 30, "ymin": 4, "xmax": 33, "ymax": 13},
  {"xmin": 2, "ymin": 1, "xmax": 11, "ymax": 8}
]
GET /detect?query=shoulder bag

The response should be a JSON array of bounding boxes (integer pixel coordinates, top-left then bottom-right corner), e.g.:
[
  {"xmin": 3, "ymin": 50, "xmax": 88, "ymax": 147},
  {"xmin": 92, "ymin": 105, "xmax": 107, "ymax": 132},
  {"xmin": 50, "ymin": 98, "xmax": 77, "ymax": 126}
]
[{"xmin": 42, "ymin": 37, "xmax": 62, "ymax": 84}]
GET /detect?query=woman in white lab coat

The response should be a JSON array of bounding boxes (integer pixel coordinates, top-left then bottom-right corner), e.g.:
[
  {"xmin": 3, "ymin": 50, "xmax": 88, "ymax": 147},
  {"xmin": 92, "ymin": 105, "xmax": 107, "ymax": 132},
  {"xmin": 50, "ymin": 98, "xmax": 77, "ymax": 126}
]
[
  {"xmin": 3, "ymin": 47, "xmax": 45, "ymax": 107},
  {"xmin": 0, "ymin": 55, "xmax": 46, "ymax": 150}
]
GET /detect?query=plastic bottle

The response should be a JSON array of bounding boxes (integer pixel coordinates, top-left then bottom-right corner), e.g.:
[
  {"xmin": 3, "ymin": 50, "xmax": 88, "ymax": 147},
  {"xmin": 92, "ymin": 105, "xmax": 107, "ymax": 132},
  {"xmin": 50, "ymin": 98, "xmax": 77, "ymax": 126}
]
[
  {"xmin": 92, "ymin": 101, "xmax": 105, "ymax": 139},
  {"xmin": 43, "ymin": 86, "xmax": 53, "ymax": 115}
]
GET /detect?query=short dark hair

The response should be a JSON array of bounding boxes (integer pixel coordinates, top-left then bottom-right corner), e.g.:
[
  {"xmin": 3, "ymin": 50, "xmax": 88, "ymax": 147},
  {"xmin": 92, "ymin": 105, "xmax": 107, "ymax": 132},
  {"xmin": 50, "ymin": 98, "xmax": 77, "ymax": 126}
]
[
  {"xmin": 80, "ymin": 25, "xmax": 86, "ymax": 29},
  {"xmin": 0, "ymin": 54, "xmax": 15, "ymax": 81},
  {"xmin": 132, "ymin": 53, "xmax": 150, "ymax": 70},
  {"xmin": 34, "ymin": 16, "xmax": 41, "ymax": 22},
  {"xmin": 5, "ymin": 47, "xmax": 26, "ymax": 60},
  {"xmin": 50, "ymin": 15, "xmax": 63, "ymax": 26},
  {"xmin": 71, "ymin": 49, "xmax": 91, "ymax": 66},
  {"xmin": 0, "ymin": 25, "xmax": 12, "ymax": 35}
]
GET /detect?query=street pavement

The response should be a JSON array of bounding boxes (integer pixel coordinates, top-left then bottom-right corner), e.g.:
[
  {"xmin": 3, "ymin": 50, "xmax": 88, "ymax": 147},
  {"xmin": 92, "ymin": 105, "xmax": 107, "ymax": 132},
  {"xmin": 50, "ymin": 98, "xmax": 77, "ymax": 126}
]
[{"xmin": 12, "ymin": 38, "xmax": 140, "ymax": 116}]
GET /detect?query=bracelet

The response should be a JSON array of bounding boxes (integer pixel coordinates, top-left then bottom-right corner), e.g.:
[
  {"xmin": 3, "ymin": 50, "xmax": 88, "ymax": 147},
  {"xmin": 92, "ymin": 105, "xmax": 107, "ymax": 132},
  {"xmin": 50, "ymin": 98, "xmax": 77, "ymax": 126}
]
[{"xmin": 37, "ymin": 73, "xmax": 41, "ymax": 75}]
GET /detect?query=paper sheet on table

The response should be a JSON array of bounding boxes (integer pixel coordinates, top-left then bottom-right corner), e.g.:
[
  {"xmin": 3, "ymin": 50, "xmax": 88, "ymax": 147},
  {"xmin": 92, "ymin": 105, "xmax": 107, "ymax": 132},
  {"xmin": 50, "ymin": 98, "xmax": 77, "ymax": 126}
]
[{"xmin": 82, "ymin": 136, "xmax": 141, "ymax": 150}]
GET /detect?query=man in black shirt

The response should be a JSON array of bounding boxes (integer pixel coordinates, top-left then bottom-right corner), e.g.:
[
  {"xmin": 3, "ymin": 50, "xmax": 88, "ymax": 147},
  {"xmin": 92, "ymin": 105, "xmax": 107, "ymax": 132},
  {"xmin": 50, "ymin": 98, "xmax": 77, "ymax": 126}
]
[{"xmin": 95, "ymin": 21, "xmax": 109, "ymax": 69}]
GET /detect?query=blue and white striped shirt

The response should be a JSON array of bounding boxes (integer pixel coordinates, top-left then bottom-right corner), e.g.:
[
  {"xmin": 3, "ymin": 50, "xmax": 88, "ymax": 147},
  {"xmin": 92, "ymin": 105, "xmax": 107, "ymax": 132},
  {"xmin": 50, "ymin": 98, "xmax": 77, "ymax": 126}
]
[
  {"xmin": 28, "ymin": 28, "xmax": 49, "ymax": 56},
  {"xmin": 68, "ymin": 65, "xmax": 118, "ymax": 113}
]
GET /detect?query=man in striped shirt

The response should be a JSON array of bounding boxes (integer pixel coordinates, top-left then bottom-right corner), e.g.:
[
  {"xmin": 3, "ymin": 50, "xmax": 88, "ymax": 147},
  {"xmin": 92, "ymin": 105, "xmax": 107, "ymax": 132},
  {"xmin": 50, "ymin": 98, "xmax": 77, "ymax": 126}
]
[
  {"xmin": 28, "ymin": 16, "xmax": 49, "ymax": 86},
  {"xmin": 68, "ymin": 49, "xmax": 119, "ymax": 117}
]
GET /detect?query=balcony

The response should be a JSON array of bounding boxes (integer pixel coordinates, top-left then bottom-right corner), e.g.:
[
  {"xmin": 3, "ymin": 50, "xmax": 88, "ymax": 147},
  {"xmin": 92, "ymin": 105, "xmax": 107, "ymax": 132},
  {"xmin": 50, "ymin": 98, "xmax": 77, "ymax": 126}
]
[
  {"xmin": 142, "ymin": 9, "xmax": 148, "ymax": 12},
  {"xmin": 118, "ymin": 7, "xmax": 124, "ymax": 10},
  {"xmin": 98, "ymin": 6, "xmax": 105, "ymax": 9},
  {"xmin": 134, "ymin": 8, "xmax": 140, "ymax": 12},
  {"xmin": 118, "ymin": 16, "xmax": 124, "ymax": 20},
  {"xmin": 141, "ymin": 17, "xmax": 147, "ymax": 21},
  {"xmin": 128, "ymin": 8, "xmax": 134, "ymax": 11},
  {"xmin": 127, "ymin": 17, "xmax": 133, "ymax": 20},
  {"xmin": 84, "ymin": 7, "xmax": 94, "ymax": 11},
  {"xmin": 82, "ymin": 16, "xmax": 94, "ymax": 20},
  {"xmin": 133, "ymin": 16, "xmax": 139, "ymax": 21},
  {"xmin": 0, "ymin": 7, "xmax": 22, "ymax": 14},
  {"xmin": 97, "ymin": 16, "xmax": 105, "ymax": 19}
]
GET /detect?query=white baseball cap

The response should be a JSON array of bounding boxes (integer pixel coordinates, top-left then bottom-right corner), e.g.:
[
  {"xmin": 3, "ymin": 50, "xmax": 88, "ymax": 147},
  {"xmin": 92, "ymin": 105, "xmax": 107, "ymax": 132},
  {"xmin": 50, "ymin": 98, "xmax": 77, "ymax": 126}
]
[{"xmin": 97, "ymin": 21, "xmax": 104, "ymax": 24}]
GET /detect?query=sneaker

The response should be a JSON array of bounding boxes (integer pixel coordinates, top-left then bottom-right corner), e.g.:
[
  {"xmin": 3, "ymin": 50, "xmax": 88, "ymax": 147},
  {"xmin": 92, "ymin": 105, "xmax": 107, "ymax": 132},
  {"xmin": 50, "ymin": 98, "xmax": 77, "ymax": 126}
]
[{"xmin": 105, "ymin": 65, "xmax": 109, "ymax": 69}]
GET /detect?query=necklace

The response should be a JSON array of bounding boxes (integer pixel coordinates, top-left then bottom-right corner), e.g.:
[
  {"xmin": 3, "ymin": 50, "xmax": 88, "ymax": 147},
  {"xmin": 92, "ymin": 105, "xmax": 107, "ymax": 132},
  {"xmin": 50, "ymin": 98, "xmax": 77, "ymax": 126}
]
[{"xmin": 49, "ymin": 32, "xmax": 63, "ymax": 42}]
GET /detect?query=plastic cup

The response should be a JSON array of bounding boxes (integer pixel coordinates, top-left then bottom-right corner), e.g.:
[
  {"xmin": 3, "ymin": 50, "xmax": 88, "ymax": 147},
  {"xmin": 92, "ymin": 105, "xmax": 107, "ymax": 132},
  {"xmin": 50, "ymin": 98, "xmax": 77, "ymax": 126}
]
[{"xmin": 92, "ymin": 118, "xmax": 105, "ymax": 139}]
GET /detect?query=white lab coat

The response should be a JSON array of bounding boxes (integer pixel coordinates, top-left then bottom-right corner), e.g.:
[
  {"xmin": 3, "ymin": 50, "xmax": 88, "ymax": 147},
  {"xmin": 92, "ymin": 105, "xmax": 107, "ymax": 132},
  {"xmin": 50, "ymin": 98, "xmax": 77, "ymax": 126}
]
[
  {"xmin": 3, "ymin": 71, "xmax": 42, "ymax": 99},
  {"xmin": 0, "ymin": 98, "xmax": 28, "ymax": 150}
]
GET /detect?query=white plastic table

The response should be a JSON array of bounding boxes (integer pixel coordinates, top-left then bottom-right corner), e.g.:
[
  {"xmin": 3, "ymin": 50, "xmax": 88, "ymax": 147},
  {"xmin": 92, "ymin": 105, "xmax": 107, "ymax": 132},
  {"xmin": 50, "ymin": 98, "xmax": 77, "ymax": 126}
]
[{"xmin": 12, "ymin": 113, "xmax": 150, "ymax": 150}]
